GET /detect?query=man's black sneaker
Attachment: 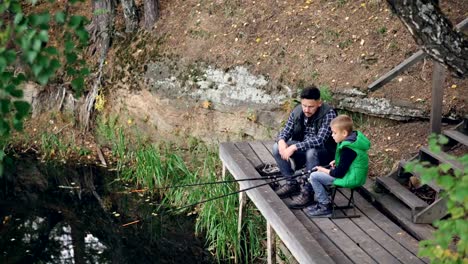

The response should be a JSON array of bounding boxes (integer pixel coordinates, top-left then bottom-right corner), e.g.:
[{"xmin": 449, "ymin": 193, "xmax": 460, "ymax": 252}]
[
  {"xmin": 304, "ymin": 203, "xmax": 332, "ymax": 218},
  {"xmin": 275, "ymin": 183, "xmax": 299, "ymax": 198},
  {"xmin": 288, "ymin": 191, "xmax": 314, "ymax": 209}
]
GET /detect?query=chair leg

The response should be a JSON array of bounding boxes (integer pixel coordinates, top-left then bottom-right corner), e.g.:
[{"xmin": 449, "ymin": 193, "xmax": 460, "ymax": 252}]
[{"xmin": 330, "ymin": 188, "xmax": 360, "ymax": 219}]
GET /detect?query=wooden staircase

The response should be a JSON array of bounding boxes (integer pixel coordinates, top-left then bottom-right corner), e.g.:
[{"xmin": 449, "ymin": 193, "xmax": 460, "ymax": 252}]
[{"xmin": 375, "ymin": 117, "xmax": 467, "ymax": 225}]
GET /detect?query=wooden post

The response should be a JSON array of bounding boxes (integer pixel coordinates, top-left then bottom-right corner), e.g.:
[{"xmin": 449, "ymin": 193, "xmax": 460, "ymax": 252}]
[
  {"xmin": 430, "ymin": 62, "xmax": 446, "ymax": 134},
  {"xmin": 267, "ymin": 221, "xmax": 276, "ymax": 264},
  {"xmin": 222, "ymin": 163, "xmax": 226, "ymax": 180},
  {"xmin": 236, "ymin": 191, "xmax": 247, "ymax": 263}
]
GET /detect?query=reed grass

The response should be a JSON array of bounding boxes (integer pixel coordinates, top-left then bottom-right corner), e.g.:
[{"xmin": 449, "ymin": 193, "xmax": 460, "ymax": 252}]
[{"xmin": 95, "ymin": 115, "xmax": 268, "ymax": 262}]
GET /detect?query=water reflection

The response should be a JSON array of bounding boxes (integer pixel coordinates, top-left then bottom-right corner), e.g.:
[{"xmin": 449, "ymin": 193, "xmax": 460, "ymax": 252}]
[{"xmin": 0, "ymin": 154, "xmax": 214, "ymax": 264}]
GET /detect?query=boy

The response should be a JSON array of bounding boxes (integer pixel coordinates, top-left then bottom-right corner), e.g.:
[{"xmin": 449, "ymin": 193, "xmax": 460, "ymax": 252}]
[{"xmin": 304, "ymin": 115, "xmax": 370, "ymax": 217}]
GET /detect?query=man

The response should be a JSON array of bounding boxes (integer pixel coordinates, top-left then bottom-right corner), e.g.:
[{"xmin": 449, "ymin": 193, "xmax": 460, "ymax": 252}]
[{"xmin": 272, "ymin": 86, "xmax": 336, "ymax": 209}]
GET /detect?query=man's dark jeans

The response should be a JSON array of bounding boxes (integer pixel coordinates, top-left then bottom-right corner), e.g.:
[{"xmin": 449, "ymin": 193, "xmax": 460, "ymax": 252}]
[{"xmin": 272, "ymin": 140, "xmax": 332, "ymax": 185}]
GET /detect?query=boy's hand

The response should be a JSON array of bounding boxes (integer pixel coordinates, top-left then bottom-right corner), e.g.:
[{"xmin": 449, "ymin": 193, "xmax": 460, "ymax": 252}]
[
  {"xmin": 315, "ymin": 166, "xmax": 331, "ymax": 175},
  {"xmin": 329, "ymin": 160, "xmax": 336, "ymax": 168}
]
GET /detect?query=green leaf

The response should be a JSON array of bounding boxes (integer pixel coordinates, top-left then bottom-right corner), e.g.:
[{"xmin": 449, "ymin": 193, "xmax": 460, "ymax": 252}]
[
  {"xmin": 32, "ymin": 63, "xmax": 43, "ymax": 77},
  {"xmin": 37, "ymin": 72, "xmax": 50, "ymax": 85},
  {"xmin": 32, "ymin": 38, "xmax": 42, "ymax": 51},
  {"xmin": 12, "ymin": 118, "xmax": 23, "ymax": 131},
  {"xmin": 66, "ymin": 67, "xmax": 77, "ymax": 75},
  {"xmin": 25, "ymin": 50, "xmax": 38, "ymax": 64},
  {"xmin": 79, "ymin": 67, "xmax": 90, "ymax": 75},
  {"xmin": 3, "ymin": 50, "xmax": 16, "ymax": 63},
  {"xmin": 71, "ymin": 76, "xmax": 84, "ymax": 91},
  {"xmin": 64, "ymin": 40, "xmax": 75, "ymax": 52},
  {"xmin": 29, "ymin": 13, "xmax": 50, "ymax": 27},
  {"xmin": 75, "ymin": 28, "xmax": 89, "ymax": 43},
  {"xmin": 68, "ymin": 15, "xmax": 83, "ymax": 29},
  {"xmin": 44, "ymin": 46, "xmax": 59, "ymax": 55},
  {"xmin": 10, "ymin": 2, "xmax": 21, "ymax": 13},
  {"xmin": 66, "ymin": 52, "xmax": 77, "ymax": 64},
  {"xmin": 438, "ymin": 175, "xmax": 454, "ymax": 189},
  {"xmin": 10, "ymin": 89, "xmax": 23, "ymax": 98},
  {"xmin": 0, "ymin": 119, "xmax": 10, "ymax": 137},
  {"xmin": 0, "ymin": 57, "xmax": 6, "ymax": 72},
  {"xmin": 13, "ymin": 12, "xmax": 24, "ymax": 25},
  {"xmin": 50, "ymin": 58, "xmax": 60, "ymax": 70},
  {"xmin": 0, "ymin": 99, "xmax": 10, "ymax": 114},
  {"xmin": 13, "ymin": 101, "xmax": 30, "ymax": 118},
  {"xmin": 38, "ymin": 30, "xmax": 48, "ymax": 42},
  {"xmin": 55, "ymin": 11, "xmax": 66, "ymax": 24},
  {"xmin": 439, "ymin": 163, "xmax": 451, "ymax": 173}
]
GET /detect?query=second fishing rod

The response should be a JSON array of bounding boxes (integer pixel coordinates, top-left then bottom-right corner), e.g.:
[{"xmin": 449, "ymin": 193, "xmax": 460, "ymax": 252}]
[{"xmin": 162, "ymin": 167, "xmax": 320, "ymax": 213}]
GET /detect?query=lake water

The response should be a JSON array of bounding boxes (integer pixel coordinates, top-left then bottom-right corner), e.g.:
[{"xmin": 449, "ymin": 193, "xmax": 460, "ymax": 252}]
[{"xmin": 0, "ymin": 154, "xmax": 215, "ymax": 263}]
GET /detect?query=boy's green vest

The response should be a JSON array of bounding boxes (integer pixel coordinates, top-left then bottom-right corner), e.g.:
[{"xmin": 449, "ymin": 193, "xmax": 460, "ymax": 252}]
[{"xmin": 333, "ymin": 131, "xmax": 370, "ymax": 188}]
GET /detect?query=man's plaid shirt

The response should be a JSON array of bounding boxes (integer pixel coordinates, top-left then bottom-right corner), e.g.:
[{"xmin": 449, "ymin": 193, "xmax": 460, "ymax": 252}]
[{"xmin": 277, "ymin": 109, "xmax": 336, "ymax": 152}]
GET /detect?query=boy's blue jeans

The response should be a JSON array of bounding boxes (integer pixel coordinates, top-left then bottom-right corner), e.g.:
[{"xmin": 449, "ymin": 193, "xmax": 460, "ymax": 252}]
[
  {"xmin": 309, "ymin": 171, "xmax": 335, "ymax": 205},
  {"xmin": 272, "ymin": 141, "xmax": 326, "ymax": 185}
]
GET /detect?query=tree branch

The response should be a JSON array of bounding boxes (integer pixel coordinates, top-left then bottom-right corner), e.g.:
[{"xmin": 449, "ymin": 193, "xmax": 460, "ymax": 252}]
[{"xmin": 386, "ymin": 0, "xmax": 468, "ymax": 78}]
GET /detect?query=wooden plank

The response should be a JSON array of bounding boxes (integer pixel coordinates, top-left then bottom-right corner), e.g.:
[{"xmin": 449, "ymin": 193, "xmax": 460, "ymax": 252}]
[
  {"xmin": 292, "ymin": 209, "xmax": 353, "ymax": 263},
  {"xmin": 456, "ymin": 17, "xmax": 468, "ymax": 31},
  {"xmin": 430, "ymin": 62, "xmax": 445, "ymax": 134},
  {"xmin": 219, "ymin": 142, "xmax": 334, "ymax": 263},
  {"xmin": 311, "ymin": 217, "xmax": 377, "ymax": 264},
  {"xmin": 361, "ymin": 182, "xmax": 435, "ymax": 241},
  {"xmin": 419, "ymin": 146, "xmax": 464, "ymax": 171},
  {"xmin": 249, "ymin": 141, "xmax": 277, "ymax": 165},
  {"xmin": 354, "ymin": 185, "xmax": 430, "ymax": 262},
  {"xmin": 331, "ymin": 217, "xmax": 402, "ymax": 263},
  {"xmin": 334, "ymin": 192, "xmax": 425, "ymax": 264},
  {"xmin": 367, "ymin": 50, "xmax": 426, "ymax": 91},
  {"xmin": 267, "ymin": 221, "xmax": 276, "ymax": 264},
  {"xmin": 413, "ymin": 197, "xmax": 447, "ymax": 224},
  {"xmin": 376, "ymin": 176, "xmax": 428, "ymax": 214},
  {"xmin": 443, "ymin": 130, "xmax": 468, "ymax": 147},
  {"xmin": 235, "ymin": 141, "xmax": 264, "ymax": 168}
]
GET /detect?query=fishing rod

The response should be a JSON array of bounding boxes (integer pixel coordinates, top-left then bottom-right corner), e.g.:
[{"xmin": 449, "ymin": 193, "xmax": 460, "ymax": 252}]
[
  {"xmin": 154, "ymin": 174, "xmax": 287, "ymax": 189},
  {"xmin": 121, "ymin": 166, "xmax": 327, "ymax": 226},
  {"xmin": 165, "ymin": 167, "xmax": 317, "ymax": 213}
]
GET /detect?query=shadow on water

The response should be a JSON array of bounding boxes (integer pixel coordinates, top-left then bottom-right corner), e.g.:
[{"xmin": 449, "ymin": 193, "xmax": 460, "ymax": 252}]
[{"xmin": 0, "ymin": 154, "xmax": 216, "ymax": 264}]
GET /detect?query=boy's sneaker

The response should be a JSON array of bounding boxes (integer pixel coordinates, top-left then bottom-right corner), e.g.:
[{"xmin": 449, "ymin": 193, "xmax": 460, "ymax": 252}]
[
  {"xmin": 304, "ymin": 203, "xmax": 332, "ymax": 218},
  {"xmin": 275, "ymin": 183, "xmax": 299, "ymax": 198},
  {"xmin": 288, "ymin": 190, "xmax": 314, "ymax": 209}
]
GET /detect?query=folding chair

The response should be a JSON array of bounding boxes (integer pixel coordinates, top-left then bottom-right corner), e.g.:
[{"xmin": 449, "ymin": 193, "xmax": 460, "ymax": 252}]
[{"xmin": 329, "ymin": 186, "xmax": 360, "ymax": 218}]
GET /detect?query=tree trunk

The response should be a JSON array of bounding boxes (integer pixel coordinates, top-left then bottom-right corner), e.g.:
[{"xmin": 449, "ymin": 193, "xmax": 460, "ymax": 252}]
[
  {"xmin": 81, "ymin": 0, "xmax": 114, "ymax": 130},
  {"xmin": 121, "ymin": 0, "xmax": 138, "ymax": 32},
  {"xmin": 386, "ymin": 0, "xmax": 468, "ymax": 78},
  {"xmin": 144, "ymin": 0, "xmax": 159, "ymax": 30},
  {"xmin": 87, "ymin": 0, "xmax": 114, "ymax": 57}
]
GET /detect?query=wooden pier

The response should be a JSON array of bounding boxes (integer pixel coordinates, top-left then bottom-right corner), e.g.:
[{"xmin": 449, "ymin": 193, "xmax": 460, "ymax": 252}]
[{"xmin": 219, "ymin": 140, "xmax": 433, "ymax": 264}]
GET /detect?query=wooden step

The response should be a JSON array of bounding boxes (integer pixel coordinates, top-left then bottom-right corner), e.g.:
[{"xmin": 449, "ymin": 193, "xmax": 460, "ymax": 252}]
[
  {"xmin": 413, "ymin": 197, "xmax": 448, "ymax": 224},
  {"xmin": 419, "ymin": 146, "xmax": 464, "ymax": 171},
  {"xmin": 443, "ymin": 129, "xmax": 468, "ymax": 147},
  {"xmin": 398, "ymin": 160, "xmax": 442, "ymax": 193},
  {"xmin": 362, "ymin": 181, "xmax": 435, "ymax": 241},
  {"xmin": 376, "ymin": 176, "xmax": 428, "ymax": 216}
]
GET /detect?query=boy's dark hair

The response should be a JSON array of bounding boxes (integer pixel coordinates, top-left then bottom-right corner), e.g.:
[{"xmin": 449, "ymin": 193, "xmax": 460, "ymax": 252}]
[
  {"xmin": 331, "ymin": 115, "xmax": 354, "ymax": 134},
  {"xmin": 300, "ymin": 86, "xmax": 321, "ymax": 100}
]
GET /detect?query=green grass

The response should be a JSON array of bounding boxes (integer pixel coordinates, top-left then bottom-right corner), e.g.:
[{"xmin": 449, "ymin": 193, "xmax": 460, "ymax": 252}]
[
  {"xmin": 319, "ymin": 85, "xmax": 333, "ymax": 103},
  {"xmin": 95, "ymin": 116, "xmax": 267, "ymax": 262}
]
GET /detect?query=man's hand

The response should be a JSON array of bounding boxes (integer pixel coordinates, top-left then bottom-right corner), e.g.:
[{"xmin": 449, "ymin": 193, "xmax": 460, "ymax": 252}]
[
  {"xmin": 278, "ymin": 139, "xmax": 288, "ymax": 155},
  {"xmin": 281, "ymin": 145, "xmax": 297, "ymax": 160}
]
